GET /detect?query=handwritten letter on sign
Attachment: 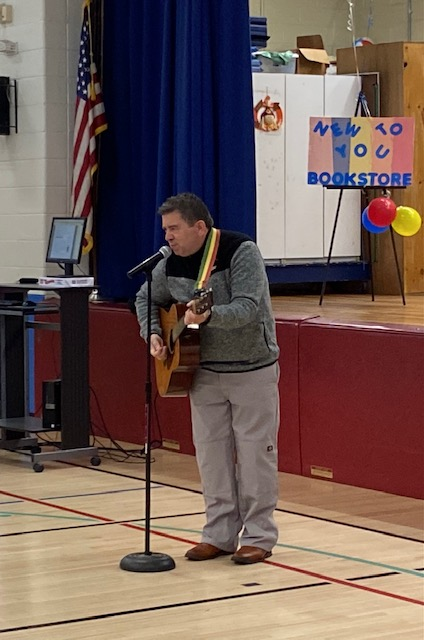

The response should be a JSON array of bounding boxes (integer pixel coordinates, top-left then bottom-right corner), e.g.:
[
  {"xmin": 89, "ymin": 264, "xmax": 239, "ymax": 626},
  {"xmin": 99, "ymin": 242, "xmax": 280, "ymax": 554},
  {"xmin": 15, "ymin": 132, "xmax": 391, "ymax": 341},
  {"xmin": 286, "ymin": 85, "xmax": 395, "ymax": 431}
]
[{"xmin": 308, "ymin": 117, "xmax": 415, "ymax": 187}]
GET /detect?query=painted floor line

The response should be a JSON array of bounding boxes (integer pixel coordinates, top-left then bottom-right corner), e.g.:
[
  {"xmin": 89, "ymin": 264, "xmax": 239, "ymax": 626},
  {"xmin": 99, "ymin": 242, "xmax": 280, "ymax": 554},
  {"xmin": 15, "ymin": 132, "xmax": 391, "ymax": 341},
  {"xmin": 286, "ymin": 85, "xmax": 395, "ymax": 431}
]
[
  {"xmin": 2, "ymin": 500, "xmax": 421, "ymax": 579},
  {"xmin": 0, "ymin": 513, "xmax": 205, "ymax": 537},
  {"xmin": 0, "ymin": 511, "xmax": 98, "ymax": 522},
  {"xmin": 0, "ymin": 582, "xmax": 329, "ymax": 635},
  {"xmin": 147, "ymin": 523, "xmax": 424, "ymax": 579},
  {"xmin": 1, "ymin": 488, "xmax": 422, "ymax": 607},
  {"xmin": 0, "ymin": 485, "xmax": 162, "ymax": 506},
  {"xmin": 65, "ymin": 461, "xmax": 424, "ymax": 544}
]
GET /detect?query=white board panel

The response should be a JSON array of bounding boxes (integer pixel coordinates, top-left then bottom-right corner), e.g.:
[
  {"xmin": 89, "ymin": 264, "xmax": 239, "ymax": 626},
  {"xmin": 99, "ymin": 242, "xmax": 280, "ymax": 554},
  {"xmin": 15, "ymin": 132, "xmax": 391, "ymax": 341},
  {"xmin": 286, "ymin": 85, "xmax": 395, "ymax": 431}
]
[
  {"xmin": 285, "ymin": 75, "xmax": 324, "ymax": 259},
  {"xmin": 323, "ymin": 75, "xmax": 362, "ymax": 258},
  {"xmin": 253, "ymin": 73, "xmax": 286, "ymax": 259}
]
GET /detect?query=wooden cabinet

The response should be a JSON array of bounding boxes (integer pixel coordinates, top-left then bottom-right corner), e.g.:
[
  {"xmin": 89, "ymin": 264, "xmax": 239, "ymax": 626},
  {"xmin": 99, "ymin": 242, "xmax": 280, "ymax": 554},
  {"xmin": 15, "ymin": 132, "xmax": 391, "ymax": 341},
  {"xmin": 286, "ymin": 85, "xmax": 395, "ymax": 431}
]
[
  {"xmin": 253, "ymin": 73, "xmax": 361, "ymax": 262},
  {"xmin": 337, "ymin": 42, "xmax": 424, "ymax": 294}
]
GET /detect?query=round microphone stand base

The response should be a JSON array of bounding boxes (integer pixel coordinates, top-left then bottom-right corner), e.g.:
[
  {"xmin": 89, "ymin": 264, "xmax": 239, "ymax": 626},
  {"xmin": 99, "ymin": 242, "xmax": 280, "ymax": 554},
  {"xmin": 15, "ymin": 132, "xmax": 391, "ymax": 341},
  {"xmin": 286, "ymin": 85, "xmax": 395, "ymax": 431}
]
[{"xmin": 120, "ymin": 552, "xmax": 176, "ymax": 573}]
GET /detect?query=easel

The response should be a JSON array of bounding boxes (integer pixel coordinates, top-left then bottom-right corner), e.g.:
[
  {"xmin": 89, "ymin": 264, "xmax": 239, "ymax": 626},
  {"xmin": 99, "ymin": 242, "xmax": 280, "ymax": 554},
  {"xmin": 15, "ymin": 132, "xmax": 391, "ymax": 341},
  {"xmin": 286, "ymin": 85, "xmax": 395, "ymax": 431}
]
[{"xmin": 319, "ymin": 92, "xmax": 406, "ymax": 306}]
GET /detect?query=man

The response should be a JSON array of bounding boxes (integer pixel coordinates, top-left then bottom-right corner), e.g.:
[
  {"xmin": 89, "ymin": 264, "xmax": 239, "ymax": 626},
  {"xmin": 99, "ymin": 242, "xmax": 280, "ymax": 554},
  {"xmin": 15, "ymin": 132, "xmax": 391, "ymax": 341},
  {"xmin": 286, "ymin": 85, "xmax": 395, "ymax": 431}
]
[{"xmin": 135, "ymin": 192, "xmax": 280, "ymax": 564}]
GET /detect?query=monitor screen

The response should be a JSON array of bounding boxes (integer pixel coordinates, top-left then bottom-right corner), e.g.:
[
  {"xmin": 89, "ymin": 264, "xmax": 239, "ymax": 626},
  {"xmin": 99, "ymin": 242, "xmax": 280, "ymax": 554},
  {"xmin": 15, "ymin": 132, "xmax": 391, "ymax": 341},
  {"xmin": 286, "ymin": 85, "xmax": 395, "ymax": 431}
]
[{"xmin": 46, "ymin": 217, "xmax": 87, "ymax": 265}]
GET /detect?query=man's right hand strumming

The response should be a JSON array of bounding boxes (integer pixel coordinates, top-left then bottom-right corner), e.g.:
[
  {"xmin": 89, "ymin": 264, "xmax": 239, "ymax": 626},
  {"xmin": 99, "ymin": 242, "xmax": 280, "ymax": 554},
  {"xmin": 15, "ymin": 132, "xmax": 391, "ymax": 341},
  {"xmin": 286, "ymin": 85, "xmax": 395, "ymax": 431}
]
[{"xmin": 150, "ymin": 333, "xmax": 167, "ymax": 361}]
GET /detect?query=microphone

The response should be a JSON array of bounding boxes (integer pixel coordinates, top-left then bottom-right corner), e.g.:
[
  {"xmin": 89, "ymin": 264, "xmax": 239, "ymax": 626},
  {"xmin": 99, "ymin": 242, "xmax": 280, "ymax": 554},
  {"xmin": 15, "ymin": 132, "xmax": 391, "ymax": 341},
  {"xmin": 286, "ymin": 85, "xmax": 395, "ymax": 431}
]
[{"xmin": 127, "ymin": 246, "xmax": 172, "ymax": 278}]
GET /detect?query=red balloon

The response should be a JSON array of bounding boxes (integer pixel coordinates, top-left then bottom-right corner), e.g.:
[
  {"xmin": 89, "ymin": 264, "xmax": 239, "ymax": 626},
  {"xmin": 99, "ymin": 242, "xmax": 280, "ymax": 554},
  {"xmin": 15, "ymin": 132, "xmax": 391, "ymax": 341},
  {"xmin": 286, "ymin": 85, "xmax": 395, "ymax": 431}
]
[{"xmin": 367, "ymin": 197, "xmax": 397, "ymax": 227}]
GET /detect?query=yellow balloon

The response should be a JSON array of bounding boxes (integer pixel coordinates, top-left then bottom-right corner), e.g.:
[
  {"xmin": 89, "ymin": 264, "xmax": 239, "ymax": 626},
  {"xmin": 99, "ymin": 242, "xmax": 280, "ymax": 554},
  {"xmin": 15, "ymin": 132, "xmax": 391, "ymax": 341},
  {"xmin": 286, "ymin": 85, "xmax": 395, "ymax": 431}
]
[
  {"xmin": 82, "ymin": 232, "xmax": 94, "ymax": 255},
  {"xmin": 391, "ymin": 206, "xmax": 422, "ymax": 237}
]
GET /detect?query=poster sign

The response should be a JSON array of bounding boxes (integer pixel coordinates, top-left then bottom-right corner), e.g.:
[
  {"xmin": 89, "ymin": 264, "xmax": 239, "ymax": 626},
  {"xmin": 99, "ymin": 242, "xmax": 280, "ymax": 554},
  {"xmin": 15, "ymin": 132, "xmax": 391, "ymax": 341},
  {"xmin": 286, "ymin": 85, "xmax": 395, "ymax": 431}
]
[{"xmin": 308, "ymin": 117, "xmax": 415, "ymax": 187}]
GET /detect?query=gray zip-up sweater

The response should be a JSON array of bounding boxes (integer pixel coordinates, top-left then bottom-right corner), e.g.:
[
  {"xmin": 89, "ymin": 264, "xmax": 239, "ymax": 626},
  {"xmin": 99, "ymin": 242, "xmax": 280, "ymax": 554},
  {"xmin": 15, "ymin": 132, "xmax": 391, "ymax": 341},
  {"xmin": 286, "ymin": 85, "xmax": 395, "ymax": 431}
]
[{"xmin": 135, "ymin": 229, "xmax": 279, "ymax": 373}]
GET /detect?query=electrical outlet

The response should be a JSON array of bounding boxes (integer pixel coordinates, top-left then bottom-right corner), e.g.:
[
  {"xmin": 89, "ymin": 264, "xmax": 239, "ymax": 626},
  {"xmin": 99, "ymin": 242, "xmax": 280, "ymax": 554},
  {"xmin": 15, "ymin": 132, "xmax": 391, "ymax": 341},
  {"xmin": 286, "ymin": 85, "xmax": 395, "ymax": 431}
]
[
  {"xmin": 0, "ymin": 39, "xmax": 18, "ymax": 54},
  {"xmin": 0, "ymin": 4, "xmax": 13, "ymax": 24}
]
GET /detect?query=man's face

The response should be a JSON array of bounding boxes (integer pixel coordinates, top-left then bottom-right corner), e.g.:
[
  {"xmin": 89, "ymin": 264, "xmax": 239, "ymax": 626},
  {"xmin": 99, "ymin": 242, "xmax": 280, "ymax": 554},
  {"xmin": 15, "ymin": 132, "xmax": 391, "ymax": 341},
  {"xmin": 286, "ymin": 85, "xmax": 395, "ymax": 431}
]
[{"xmin": 162, "ymin": 211, "xmax": 207, "ymax": 257}]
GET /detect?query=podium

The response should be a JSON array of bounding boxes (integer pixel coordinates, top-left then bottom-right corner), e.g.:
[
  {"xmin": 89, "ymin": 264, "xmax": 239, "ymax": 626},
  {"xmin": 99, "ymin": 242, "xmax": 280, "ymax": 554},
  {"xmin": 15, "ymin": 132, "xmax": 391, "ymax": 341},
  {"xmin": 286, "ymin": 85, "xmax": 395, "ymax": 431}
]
[{"xmin": 0, "ymin": 283, "xmax": 99, "ymax": 472}]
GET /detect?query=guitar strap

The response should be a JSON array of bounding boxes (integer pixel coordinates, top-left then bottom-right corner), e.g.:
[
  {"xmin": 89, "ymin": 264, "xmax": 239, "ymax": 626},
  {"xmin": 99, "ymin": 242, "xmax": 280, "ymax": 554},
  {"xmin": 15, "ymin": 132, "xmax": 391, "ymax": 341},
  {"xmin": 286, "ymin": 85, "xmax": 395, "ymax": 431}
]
[{"xmin": 195, "ymin": 227, "xmax": 221, "ymax": 292}]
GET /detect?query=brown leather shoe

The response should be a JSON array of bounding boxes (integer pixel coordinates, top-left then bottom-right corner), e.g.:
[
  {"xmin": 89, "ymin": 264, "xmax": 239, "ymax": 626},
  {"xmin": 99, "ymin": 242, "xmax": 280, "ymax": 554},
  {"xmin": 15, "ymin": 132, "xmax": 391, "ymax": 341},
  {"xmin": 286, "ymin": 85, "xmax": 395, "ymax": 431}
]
[
  {"xmin": 231, "ymin": 546, "xmax": 272, "ymax": 564},
  {"xmin": 185, "ymin": 543, "xmax": 233, "ymax": 561}
]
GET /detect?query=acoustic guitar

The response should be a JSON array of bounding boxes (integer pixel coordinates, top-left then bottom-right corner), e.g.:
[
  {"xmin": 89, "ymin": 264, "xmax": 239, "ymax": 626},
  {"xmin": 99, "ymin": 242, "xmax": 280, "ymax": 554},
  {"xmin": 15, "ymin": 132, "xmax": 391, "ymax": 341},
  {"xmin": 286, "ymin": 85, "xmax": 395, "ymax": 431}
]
[{"xmin": 155, "ymin": 289, "xmax": 213, "ymax": 397}]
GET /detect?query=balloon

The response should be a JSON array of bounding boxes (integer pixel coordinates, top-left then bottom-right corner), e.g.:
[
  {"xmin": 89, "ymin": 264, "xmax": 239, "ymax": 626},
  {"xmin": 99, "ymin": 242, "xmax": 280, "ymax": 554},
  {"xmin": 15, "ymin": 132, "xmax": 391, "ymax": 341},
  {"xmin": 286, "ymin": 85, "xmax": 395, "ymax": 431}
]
[
  {"xmin": 355, "ymin": 37, "xmax": 374, "ymax": 46},
  {"xmin": 362, "ymin": 207, "xmax": 389, "ymax": 234},
  {"xmin": 82, "ymin": 232, "xmax": 94, "ymax": 255},
  {"xmin": 367, "ymin": 197, "xmax": 397, "ymax": 227},
  {"xmin": 391, "ymin": 206, "xmax": 422, "ymax": 237}
]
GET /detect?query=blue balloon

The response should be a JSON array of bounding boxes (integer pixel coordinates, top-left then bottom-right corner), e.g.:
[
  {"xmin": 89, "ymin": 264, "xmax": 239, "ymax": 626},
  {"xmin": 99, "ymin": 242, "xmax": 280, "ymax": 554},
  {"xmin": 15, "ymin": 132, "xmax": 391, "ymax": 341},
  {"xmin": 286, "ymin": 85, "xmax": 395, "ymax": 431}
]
[{"xmin": 362, "ymin": 207, "xmax": 389, "ymax": 234}]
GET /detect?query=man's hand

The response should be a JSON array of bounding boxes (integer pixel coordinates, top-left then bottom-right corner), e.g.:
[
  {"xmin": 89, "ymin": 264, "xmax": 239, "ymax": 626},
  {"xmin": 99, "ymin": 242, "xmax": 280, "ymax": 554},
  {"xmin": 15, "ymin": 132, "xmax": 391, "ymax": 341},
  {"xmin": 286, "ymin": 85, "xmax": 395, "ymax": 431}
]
[
  {"xmin": 150, "ymin": 333, "xmax": 167, "ymax": 361},
  {"xmin": 184, "ymin": 300, "xmax": 211, "ymax": 326}
]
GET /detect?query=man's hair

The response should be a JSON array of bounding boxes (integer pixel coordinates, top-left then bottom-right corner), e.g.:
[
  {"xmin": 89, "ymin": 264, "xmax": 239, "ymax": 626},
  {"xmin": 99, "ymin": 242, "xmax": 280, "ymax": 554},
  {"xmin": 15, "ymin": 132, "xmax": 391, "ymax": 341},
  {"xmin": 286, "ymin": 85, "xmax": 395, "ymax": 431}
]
[{"xmin": 158, "ymin": 193, "xmax": 214, "ymax": 229}]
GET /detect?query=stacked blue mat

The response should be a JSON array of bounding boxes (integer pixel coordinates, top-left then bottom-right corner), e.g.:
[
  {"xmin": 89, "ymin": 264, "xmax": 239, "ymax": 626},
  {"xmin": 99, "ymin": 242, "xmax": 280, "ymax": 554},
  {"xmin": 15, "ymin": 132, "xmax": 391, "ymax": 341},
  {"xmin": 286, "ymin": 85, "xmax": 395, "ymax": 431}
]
[{"xmin": 250, "ymin": 15, "xmax": 269, "ymax": 72}]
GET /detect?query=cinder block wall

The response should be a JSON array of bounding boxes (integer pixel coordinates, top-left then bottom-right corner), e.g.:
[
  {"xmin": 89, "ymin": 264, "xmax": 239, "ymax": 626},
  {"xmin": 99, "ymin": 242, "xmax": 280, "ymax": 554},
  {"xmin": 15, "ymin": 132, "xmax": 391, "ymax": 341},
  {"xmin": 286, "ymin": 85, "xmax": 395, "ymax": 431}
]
[{"xmin": 0, "ymin": 0, "xmax": 80, "ymax": 283}]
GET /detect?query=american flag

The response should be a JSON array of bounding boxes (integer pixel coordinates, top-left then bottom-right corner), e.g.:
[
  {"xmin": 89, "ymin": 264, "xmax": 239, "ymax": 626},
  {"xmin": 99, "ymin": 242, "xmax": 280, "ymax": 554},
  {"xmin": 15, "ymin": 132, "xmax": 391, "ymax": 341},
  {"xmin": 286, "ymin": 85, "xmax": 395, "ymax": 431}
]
[{"xmin": 71, "ymin": 0, "xmax": 107, "ymax": 247}]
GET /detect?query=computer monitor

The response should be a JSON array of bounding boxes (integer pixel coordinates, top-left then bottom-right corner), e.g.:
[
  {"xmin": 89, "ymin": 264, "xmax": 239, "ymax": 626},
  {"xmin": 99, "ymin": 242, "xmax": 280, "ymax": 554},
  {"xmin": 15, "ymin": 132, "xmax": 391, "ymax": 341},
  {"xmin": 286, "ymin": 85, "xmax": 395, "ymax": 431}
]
[{"xmin": 46, "ymin": 217, "xmax": 87, "ymax": 276}]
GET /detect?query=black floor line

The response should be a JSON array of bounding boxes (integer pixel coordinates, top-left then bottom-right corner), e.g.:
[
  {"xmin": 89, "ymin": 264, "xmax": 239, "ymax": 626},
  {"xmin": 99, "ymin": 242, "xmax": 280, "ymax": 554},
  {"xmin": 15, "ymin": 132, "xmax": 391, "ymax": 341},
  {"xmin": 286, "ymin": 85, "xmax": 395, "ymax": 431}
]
[
  {"xmin": 347, "ymin": 571, "xmax": 401, "ymax": 581},
  {"xmin": 2, "ymin": 470, "xmax": 422, "ymax": 636},
  {"xmin": 0, "ymin": 512, "xmax": 205, "ymax": 538},
  {"xmin": 279, "ymin": 508, "xmax": 424, "ymax": 544},
  {"xmin": 3, "ymin": 561, "xmax": 422, "ymax": 636},
  {"xmin": 1, "ymin": 521, "xmax": 423, "ymax": 579},
  {"xmin": 0, "ymin": 581, "xmax": 332, "ymax": 634},
  {"xmin": 58, "ymin": 460, "xmax": 424, "ymax": 544}
]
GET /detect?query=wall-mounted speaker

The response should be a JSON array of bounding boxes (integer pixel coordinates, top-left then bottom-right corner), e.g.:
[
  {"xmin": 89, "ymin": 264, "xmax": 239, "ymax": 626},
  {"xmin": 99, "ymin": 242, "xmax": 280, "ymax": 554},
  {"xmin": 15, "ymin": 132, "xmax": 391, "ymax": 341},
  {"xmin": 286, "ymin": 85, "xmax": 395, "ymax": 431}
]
[{"xmin": 0, "ymin": 76, "xmax": 10, "ymax": 135}]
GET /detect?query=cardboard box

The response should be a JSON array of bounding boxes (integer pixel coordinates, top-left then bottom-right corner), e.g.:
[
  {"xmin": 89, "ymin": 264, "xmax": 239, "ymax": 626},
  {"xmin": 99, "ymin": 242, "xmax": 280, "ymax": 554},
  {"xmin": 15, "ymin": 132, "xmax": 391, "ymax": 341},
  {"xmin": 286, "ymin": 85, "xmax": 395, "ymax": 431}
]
[{"xmin": 295, "ymin": 35, "xmax": 330, "ymax": 75}]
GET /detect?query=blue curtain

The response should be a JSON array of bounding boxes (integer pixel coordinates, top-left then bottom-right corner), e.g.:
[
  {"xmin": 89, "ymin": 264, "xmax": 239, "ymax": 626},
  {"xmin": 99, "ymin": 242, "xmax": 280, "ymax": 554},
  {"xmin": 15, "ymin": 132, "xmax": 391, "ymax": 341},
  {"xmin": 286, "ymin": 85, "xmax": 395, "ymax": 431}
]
[{"xmin": 97, "ymin": 0, "xmax": 255, "ymax": 299}]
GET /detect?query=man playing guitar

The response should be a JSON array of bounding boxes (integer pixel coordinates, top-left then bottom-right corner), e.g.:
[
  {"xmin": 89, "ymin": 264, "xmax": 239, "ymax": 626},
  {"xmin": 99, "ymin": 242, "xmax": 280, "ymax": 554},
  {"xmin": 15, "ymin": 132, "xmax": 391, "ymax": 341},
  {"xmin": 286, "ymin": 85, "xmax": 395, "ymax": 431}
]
[{"xmin": 135, "ymin": 192, "xmax": 280, "ymax": 565}]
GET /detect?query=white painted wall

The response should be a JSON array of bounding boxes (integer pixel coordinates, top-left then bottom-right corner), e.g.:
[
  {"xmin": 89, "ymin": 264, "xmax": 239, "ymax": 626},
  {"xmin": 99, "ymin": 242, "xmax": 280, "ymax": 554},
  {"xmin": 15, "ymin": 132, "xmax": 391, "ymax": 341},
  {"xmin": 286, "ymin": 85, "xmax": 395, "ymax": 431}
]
[
  {"xmin": 249, "ymin": 0, "xmax": 424, "ymax": 54},
  {"xmin": 355, "ymin": 0, "xmax": 424, "ymax": 44},
  {"xmin": 0, "ymin": 0, "xmax": 80, "ymax": 282}
]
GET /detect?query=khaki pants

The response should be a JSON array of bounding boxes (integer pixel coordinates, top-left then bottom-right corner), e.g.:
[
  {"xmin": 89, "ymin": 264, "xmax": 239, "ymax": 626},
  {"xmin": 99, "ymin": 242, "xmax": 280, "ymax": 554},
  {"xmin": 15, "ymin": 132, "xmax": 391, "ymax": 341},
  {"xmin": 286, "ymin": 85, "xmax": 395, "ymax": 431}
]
[{"xmin": 189, "ymin": 362, "xmax": 280, "ymax": 551}]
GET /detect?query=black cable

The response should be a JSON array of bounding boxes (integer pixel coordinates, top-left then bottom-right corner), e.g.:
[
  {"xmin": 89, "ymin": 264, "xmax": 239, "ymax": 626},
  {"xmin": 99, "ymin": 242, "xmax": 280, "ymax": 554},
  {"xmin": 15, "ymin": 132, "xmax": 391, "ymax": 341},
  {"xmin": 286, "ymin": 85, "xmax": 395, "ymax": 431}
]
[
  {"xmin": 36, "ymin": 308, "xmax": 162, "ymax": 463},
  {"xmin": 89, "ymin": 386, "xmax": 155, "ymax": 462}
]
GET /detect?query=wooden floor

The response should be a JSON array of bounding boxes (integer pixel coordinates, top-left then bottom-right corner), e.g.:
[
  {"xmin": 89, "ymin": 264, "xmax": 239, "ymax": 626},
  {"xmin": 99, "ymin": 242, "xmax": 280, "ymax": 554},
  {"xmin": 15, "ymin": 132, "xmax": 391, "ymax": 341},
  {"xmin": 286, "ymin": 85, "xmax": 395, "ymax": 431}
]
[
  {"xmin": 1, "ymin": 443, "xmax": 423, "ymax": 639},
  {"xmin": 1, "ymin": 293, "xmax": 423, "ymax": 638},
  {"xmin": 270, "ymin": 293, "xmax": 424, "ymax": 326}
]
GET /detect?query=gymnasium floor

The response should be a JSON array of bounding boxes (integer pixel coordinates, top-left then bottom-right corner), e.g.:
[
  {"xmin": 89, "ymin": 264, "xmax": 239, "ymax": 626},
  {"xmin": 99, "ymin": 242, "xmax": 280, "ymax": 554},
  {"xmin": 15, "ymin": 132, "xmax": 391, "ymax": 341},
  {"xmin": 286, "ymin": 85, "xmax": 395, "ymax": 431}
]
[
  {"xmin": 1, "ymin": 445, "xmax": 423, "ymax": 639},
  {"xmin": 1, "ymin": 293, "xmax": 423, "ymax": 638}
]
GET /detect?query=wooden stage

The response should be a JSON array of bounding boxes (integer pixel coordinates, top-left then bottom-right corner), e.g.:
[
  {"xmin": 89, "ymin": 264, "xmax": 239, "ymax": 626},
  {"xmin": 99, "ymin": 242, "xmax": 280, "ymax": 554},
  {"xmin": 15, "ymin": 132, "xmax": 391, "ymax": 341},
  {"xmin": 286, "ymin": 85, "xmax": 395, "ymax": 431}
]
[{"xmin": 270, "ymin": 293, "xmax": 424, "ymax": 327}]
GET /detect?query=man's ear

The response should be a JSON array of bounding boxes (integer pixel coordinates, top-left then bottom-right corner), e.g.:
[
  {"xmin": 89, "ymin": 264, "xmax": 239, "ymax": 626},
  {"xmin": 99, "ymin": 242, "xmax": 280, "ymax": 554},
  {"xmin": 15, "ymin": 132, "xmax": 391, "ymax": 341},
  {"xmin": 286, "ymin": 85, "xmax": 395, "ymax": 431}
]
[{"xmin": 196, "ymin": 220, "xmax": 208, "ymax": 234}]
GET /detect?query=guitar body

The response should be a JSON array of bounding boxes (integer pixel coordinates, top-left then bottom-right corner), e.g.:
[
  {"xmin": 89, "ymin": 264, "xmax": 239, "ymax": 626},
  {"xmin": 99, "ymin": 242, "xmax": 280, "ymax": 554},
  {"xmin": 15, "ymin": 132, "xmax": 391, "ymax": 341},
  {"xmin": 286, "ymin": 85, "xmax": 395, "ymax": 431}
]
[{"xmin": 155, "ymin": 304, "xmax": 201, "ymax": 397}]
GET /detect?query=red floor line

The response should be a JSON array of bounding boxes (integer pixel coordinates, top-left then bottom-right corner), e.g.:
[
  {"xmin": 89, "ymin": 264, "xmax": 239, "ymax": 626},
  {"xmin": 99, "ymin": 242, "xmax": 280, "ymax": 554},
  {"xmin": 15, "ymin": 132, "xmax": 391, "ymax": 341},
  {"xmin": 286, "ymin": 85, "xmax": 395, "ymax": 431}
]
[
  {"xmin": 265, "ymin": 559, "xmax": 424, "ymax": 606},
  {"xmin": 0, "ymin": 489, "xmax": 192, "ymax": 545},
  {"xmin": 2, "ymin": 489, "xmax": 423, "ymax": 607}
]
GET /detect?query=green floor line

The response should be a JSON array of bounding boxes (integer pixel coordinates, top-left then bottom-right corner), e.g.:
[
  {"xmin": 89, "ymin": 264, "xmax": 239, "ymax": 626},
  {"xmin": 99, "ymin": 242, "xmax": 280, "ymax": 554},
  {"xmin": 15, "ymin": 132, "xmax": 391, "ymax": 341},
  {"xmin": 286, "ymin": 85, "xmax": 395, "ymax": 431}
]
[
  {"xmin": 5, "ymin": 510, "xmax": 422, "ymax": 579},
  {"xmin": 0, "ymin": 511, "xmax": 98, "ymax": 522},
  {"xmin": 277, "ymin": 542, "xmax": 424, "ymax": 578},
  {"xmin": 144, "ymin": 522, "xmax": 424, "ymax": 578}
]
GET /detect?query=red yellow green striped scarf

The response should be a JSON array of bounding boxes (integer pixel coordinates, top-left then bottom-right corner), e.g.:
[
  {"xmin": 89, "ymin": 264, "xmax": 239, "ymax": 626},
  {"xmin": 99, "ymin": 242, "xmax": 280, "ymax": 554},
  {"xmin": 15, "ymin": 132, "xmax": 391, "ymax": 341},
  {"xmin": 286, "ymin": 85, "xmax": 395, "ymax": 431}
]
[{"xmin": 196, "ymin": 228, "xmax": 220, "ymax": 291}]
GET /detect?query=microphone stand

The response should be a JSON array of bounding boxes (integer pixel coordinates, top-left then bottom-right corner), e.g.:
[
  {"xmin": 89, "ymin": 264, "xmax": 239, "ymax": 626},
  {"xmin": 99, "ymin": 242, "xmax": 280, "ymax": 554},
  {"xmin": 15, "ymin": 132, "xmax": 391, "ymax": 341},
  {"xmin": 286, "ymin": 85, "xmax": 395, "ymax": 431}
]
[{"xmin": 120, "ymin": 268, "xmax": 175, "ymax": 572}]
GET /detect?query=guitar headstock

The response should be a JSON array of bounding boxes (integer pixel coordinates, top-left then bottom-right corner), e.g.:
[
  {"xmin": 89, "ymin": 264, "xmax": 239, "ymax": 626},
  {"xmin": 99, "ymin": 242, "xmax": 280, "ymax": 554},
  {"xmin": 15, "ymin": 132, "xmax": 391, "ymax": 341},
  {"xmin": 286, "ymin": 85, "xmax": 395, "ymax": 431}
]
[{"xmin": 192, "ymin": 288, "xmax": 213, "ymax": 314}]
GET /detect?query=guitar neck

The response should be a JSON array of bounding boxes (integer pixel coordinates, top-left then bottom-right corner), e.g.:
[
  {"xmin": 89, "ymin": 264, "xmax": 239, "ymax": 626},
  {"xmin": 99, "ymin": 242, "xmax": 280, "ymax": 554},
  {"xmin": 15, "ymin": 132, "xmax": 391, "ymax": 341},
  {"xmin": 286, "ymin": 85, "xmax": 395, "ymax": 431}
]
[{"xmin": 169, "ymin": 290, "xmax": 212, "ymax": 347}]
